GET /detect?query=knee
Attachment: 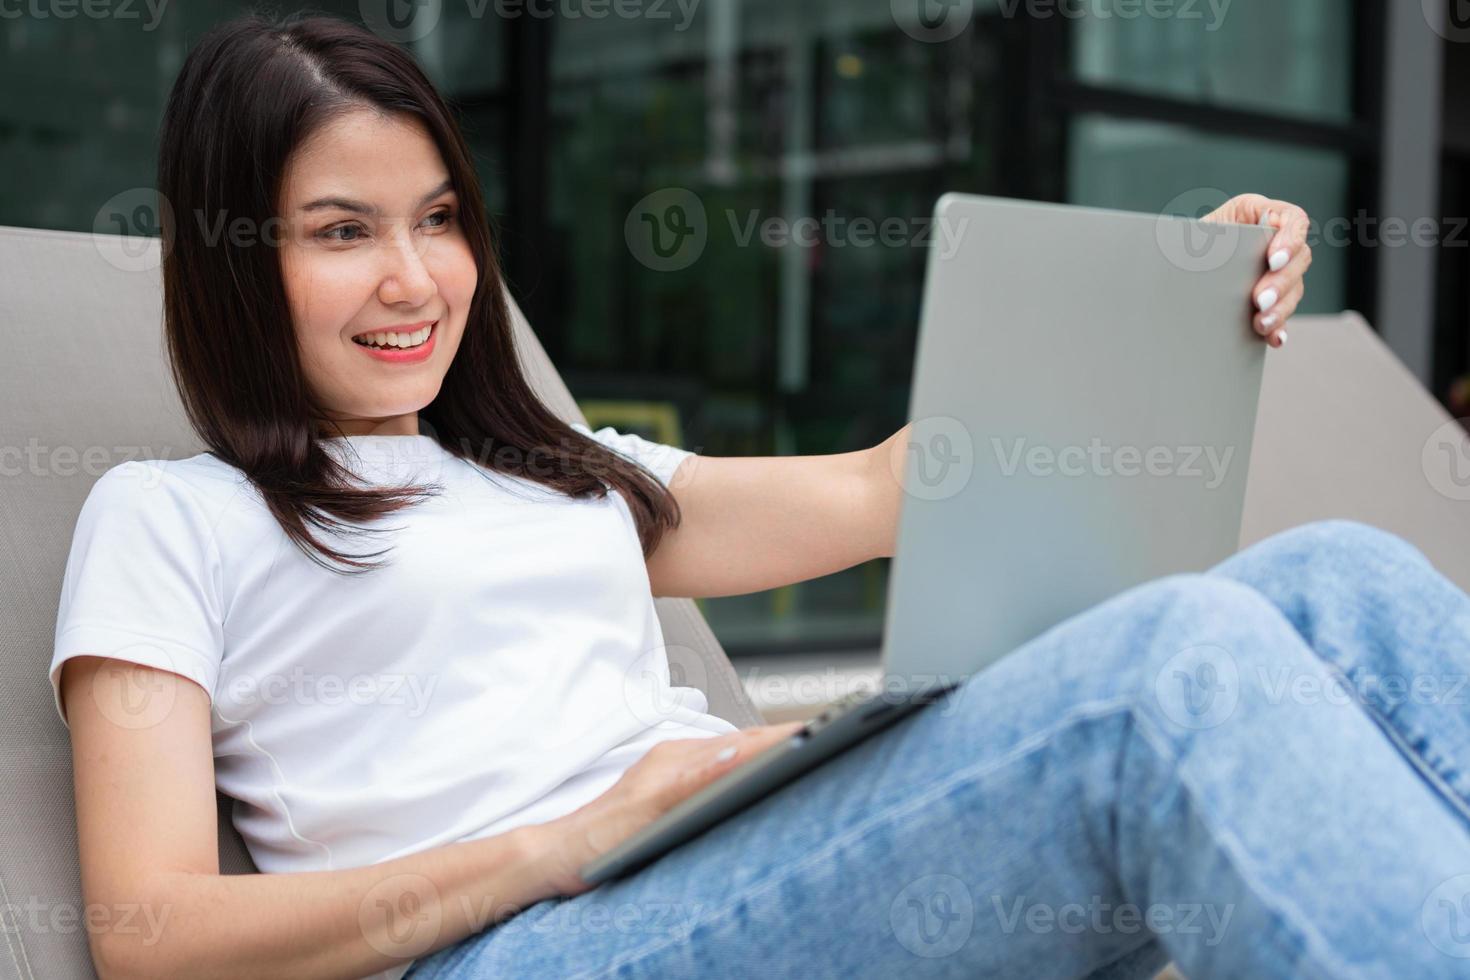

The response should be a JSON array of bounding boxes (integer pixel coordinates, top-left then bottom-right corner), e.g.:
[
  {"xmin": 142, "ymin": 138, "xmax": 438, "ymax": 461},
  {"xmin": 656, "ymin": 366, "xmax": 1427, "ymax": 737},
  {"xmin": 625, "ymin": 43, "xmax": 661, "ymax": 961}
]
[
  {"xmin": 1249, "ymin": 518, "xmax": 1424, "ymax": 576},
  {"xmin": 1123, "ymin": 578, "xmax": 1287, "ymax": 687},
  {"xmin": 1123, "ymin": 573, "xmax": 1287, "ymax": 679},
  {"xmin": 1133, "ymin": 571, "xmax": 1277, "ymax": 623},
  {"xmin": 1124, "ymin": 573, "xmax": 1309, "ymax": 733}
]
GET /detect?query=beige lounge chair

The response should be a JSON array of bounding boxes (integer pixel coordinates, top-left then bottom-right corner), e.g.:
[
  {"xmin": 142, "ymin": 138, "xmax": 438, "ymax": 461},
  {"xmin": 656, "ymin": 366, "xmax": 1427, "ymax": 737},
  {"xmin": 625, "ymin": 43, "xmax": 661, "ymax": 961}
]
[{"xmin": 3, "ymin": 223, "xmax": 1466, "ymax": 979}]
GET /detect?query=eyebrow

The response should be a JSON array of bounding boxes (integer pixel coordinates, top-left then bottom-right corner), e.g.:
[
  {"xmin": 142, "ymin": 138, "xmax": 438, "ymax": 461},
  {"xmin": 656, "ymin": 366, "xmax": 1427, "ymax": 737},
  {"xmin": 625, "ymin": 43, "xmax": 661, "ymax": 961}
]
[{"xmin": 298, "ymin": 177, "xmax": 455, "ymax": 216}]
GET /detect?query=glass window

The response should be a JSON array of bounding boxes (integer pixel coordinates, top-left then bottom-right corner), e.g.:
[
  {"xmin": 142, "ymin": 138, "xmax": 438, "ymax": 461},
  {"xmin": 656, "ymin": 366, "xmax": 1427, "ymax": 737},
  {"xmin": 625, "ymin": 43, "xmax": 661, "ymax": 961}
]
[
  {"xmin": 0, "ymin": 1, "xmax": 504, "ymax": 231},
  {"xmin": 0, "ymin": 1, "xmax": 1374, "ymax": 659},
  {"xmin": 1071, "ymin": 0, "xmax": 1356, "ymax": 123},
  {"xmin": 547, "ymin": 0, "xmax": 1007, "ymax": 652},
  {"xmin": 1068, "ymin": 115, "xmax": 1349, "ymax": 314}
]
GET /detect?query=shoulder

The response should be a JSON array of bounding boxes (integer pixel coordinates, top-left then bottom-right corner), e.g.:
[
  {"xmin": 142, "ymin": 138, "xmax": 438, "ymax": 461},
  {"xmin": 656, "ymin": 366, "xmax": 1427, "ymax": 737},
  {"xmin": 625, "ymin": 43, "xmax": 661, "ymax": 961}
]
[
  {"xmin": 91, "ymin": 452, "xmax": 243, "ymax": 501},
  {"xmin": 78, "ymin": 453, "xmax": 252, "ymax": 537},
  {"xmin": 569, "ymin": 421, "xmax": 695, "ymax": 489}
]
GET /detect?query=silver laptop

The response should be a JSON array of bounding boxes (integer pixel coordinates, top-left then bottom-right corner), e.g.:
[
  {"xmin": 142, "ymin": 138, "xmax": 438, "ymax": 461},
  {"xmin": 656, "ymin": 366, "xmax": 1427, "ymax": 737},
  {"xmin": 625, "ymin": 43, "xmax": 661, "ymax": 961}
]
[{"xmin": 580, "ymin": 192, "xmax": 1273, "ymax": 885}]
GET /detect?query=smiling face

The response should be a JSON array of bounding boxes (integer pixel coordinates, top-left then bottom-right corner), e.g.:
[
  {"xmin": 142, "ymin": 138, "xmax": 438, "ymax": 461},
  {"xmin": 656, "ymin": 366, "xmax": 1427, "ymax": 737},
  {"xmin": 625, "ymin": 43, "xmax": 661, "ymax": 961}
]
[{"xmin": 278, "ymin": 108, "xmax": 478, "ymax": 437}]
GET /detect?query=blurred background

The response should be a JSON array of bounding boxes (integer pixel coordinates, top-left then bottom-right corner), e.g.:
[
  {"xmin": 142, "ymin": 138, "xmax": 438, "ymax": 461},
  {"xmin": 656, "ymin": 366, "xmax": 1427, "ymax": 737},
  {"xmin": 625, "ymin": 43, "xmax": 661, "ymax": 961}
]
[{"xmin": 3, "ymin": 0, "xmax": 1467, "ymax": 691}]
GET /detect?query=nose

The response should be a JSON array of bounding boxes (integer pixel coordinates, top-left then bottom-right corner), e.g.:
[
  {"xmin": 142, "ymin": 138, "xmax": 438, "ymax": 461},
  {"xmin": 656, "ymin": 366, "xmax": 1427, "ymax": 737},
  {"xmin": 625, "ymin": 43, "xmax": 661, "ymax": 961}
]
[{"xmin": 376, "ymin": 224, "xmax": 436, "ymax": 308}]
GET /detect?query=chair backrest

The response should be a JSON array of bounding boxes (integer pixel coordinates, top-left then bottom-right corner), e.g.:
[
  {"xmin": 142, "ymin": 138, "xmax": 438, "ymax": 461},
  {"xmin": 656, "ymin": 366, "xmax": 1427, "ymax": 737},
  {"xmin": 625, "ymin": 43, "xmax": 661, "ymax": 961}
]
[
  {"xmin": 0, "ymin": 224, "xmax": 761, "ymax": 980},
  {"xmin": 1242, "ymin": 311, "xmax": 1470, "ymax": 596}
]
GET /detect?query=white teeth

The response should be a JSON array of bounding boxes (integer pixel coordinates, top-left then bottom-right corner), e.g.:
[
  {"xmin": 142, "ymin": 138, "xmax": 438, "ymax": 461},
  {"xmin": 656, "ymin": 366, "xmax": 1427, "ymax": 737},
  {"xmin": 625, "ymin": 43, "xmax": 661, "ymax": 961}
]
[{"xmin": 354, "ymin": 324, "xmax": 433, "ymax": 349}]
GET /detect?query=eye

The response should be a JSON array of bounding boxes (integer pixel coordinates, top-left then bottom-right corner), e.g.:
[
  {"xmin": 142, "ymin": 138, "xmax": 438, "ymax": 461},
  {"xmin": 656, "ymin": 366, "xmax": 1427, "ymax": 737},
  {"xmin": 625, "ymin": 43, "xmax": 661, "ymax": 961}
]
[
  {"xmin": 316, "ymin": 208, "xmax": 455, "ymax": 245},
  {"xmin": 318, "ymin": 222, "xmax": 364, "ymax": 244}
]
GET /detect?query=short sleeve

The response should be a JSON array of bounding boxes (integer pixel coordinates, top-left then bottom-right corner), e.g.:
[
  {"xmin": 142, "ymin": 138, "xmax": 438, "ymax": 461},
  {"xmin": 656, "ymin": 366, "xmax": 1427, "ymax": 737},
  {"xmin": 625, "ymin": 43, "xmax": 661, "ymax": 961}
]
[
  {"xmin": 571, "ymin": 422, "xmax": 695, "ymax": 488},
  {"xmin": 49, "ymin": 461, "xmax": 226, "ymax": 730}
]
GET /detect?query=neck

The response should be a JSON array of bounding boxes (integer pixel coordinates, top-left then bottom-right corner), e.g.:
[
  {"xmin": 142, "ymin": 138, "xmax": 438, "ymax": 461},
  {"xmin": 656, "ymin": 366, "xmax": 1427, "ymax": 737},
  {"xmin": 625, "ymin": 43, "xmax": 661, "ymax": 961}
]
[{"xmin": 314, "ymin": 415, "xmax": 420, "ymax": 438}]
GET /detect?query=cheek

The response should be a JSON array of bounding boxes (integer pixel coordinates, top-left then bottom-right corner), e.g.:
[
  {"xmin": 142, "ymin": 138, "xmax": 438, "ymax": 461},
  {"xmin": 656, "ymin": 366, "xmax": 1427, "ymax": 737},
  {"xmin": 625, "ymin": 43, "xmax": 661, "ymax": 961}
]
[
  {"xmin": 438, "ymin": 242, "xmax": 479, "ymax": 307},
  {"xmin": 284, "ymin": 255, "xmax": 368, "ymax": 354}
]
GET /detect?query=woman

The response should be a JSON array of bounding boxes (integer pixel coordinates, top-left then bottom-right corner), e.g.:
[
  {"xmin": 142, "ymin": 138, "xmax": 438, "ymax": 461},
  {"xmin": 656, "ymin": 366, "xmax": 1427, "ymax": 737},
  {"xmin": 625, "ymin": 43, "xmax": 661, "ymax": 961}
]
[{"xmin": 49, "ymin": 11, "xmax": 1466, "ymax": 980}]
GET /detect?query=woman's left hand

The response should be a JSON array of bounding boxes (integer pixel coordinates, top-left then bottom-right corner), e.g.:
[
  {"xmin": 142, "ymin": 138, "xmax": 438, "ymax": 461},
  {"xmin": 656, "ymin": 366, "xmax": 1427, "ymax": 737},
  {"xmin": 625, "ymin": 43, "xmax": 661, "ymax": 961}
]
[{"xmin": 1202, "ymin": 194, "xmax": 1313, "ymax": 349}]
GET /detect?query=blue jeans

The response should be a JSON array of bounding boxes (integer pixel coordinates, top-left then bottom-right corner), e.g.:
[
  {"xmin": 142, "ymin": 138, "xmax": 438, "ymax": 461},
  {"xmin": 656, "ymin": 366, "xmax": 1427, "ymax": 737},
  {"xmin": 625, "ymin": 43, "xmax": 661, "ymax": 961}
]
[{"xmin": 404, "ymin": 520, "xmax": 1470, "ymax": 979}]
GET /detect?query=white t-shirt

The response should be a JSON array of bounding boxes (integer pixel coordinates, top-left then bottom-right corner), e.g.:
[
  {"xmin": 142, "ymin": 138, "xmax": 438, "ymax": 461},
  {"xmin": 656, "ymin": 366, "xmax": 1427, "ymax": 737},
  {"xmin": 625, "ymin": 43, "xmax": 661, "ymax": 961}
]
[{"xmin": 50, "ymin": 424, "xmax": 738, "ymax": 979}]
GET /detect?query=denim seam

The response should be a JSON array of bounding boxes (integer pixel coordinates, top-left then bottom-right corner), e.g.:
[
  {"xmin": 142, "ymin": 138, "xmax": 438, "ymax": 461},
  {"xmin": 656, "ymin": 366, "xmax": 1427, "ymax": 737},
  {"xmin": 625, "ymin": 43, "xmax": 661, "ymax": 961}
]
[
  {"xmin": 1341, "ymin": 665, "xmax": 1470, "ymax": 827},
  {"xmin": 1128, "ymin": 708, "xmax": 1355, "ymax": 980},
  {"xmin": 567, "ymin": 696, "xmax": 1139, "ymax": 980}
]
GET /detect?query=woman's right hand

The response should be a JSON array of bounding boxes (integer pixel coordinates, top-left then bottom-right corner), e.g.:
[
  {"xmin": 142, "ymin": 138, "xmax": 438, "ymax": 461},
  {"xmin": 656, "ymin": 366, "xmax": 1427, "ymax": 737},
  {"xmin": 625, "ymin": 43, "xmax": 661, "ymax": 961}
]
[{"xmin": 532, "ymin": 722, "xmax": 807, "ymax": 897}]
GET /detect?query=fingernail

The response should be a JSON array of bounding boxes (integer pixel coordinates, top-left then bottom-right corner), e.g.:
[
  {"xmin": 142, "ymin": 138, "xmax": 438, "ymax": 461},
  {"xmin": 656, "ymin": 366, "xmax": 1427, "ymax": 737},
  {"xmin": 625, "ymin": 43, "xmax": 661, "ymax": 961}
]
[
  {"xmin": 1277, "ymin": 329, "xmax": 1288, "ymax": 347},
  {"xmin": 1255, "ymin": 288, "xmax": 1279, "ymax": 313},
  {"xmin": 1259, "ymin": 209, "xmax": 1274, "ymax": 227},
  {"xmin": 1268, "ymin": 249, "xmax": 1290, "ymax": 272},
  {"xmin": 715, "ymin": 746, "xmax": 737, "ymax": 762},
  {"xmin": 1262, "ymin": 312, "xmax": 1279, "ymax": 330}
]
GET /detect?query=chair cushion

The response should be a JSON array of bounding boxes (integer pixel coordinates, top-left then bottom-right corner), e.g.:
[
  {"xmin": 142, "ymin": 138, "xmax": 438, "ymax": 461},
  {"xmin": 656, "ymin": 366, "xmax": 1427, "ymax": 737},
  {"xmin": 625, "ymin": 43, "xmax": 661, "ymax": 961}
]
[
  {"xmin": 0, "ymin": 224, "xmax": 759, "ymax": 980},
  {"xmin": 1242, "ymin": 312, "xmax": 1470, "ymax": 595}
]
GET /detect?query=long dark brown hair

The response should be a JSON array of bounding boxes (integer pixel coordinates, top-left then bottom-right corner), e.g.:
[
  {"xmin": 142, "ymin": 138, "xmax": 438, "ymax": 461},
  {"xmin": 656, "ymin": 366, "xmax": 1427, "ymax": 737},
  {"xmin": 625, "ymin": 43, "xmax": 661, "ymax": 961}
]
[{"xmin": 157, "ymin": 9, "xmax": 683, "ymax": 574}]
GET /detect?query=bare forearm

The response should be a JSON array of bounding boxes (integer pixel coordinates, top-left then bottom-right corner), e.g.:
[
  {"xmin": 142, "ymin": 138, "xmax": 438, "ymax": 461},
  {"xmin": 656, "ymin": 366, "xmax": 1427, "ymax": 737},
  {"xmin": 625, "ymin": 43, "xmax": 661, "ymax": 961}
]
[
  {"xmin": 644, "ymin": 424, "xmax": 913, "ymax": 598},
  {"xmin": 649, "ymin": 448, "xmax": 882, "ymax": 598},
  {"xmin": 98, "ymin": 825, "xmax": 558, "ymax": 980},
  {"xmin": 863, "ymin": 422, "xmax": 912, "ymax": 560}
]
